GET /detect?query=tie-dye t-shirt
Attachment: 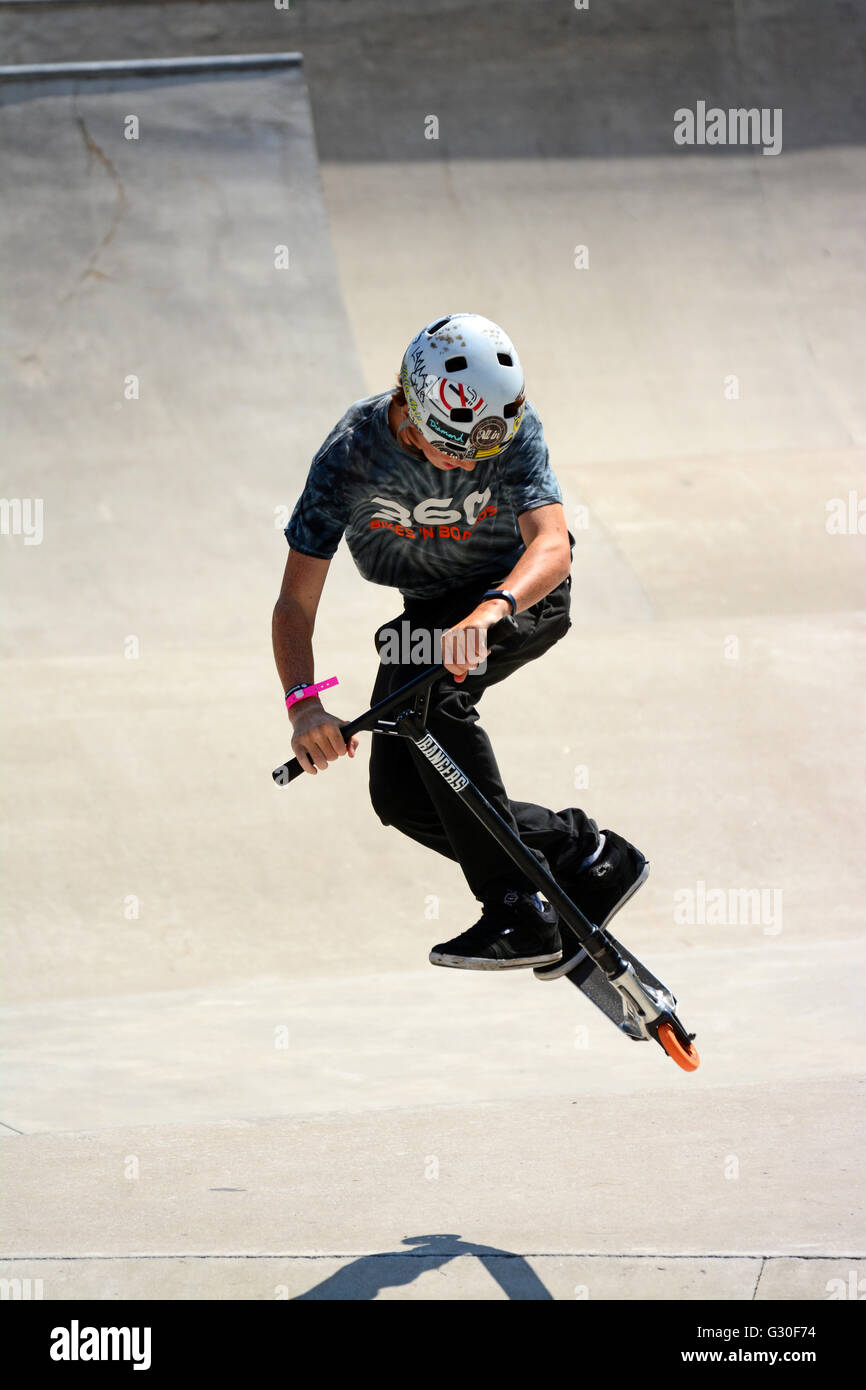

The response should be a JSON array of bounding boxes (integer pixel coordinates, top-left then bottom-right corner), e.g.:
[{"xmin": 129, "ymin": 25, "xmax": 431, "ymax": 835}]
[{"xmin": 285, "ymin": 392, "xmax": 563, "ymax": 600}]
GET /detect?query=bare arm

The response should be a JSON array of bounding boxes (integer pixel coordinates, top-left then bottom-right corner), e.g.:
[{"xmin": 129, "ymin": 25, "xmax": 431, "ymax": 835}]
[
  {"xmin": 272, "ymin": 549, "xmax": 358, "ymax": 773},
  {"xmin": 272, "ymin": 549, "xmax": 330, "ymax": 694},
  {"xmin": 500, "ymin": 502, "xmax": 572, "ymax": 611}
]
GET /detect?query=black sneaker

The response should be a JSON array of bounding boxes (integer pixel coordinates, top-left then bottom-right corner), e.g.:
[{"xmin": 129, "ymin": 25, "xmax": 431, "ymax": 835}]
[
  {"xmin": 430, "ymin": 889, "xmax": 562, "ymax": 971},
  {"xmin": 534, "ymin": 828, "xmax": 649, "ymax": 980}
]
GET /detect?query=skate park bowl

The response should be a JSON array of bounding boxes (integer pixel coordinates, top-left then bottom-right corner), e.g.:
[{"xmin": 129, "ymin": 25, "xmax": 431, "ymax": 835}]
[{"xmin": 0, "ymin": 1, "xmax": 864, "ymax": 1301}]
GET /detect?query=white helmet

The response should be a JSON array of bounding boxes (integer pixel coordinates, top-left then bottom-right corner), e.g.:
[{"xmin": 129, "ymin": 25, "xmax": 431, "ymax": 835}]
[{"xmin": 399, "ymin": 312, "xmax": 526, "ymax": 460}]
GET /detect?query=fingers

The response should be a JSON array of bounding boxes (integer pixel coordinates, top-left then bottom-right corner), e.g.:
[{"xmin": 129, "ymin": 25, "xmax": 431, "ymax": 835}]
[
  {"xmin": 309, "ymin": 732, "xmax": 341, "ymax": 770},
  {"xmin": 292, "ymin": 729, "xmax": 331, "ymax": 774},
  {"xmin": 293, "ymin": 719, "xmax": 357, "ymax": 774},
  {"xmin": 294, "ymin": 744, "xmax": 319, "ymax": 775},
  {"xmin": 441, "ymin": 627, "xmax": 466, "ymax": 677},
  {"xmin": 336, "ymin": 721, "xmax": 359, "ymax": 754},
  {"xmin": 442, "ymin": 626, "xmax": 486, "ymax": 679},
  {"xmin": 321, "ymin": 721, "xmax": 348, "ymax": 760}
]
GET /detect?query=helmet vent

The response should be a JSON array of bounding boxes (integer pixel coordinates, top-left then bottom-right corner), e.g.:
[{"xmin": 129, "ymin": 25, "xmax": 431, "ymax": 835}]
[
  {"xmin": 444, "ymin": 355, "xmax": 467, "ymax": 371},
  {"xmin": 503, "ymin": 401, "xmax": 519, "ymax": 418},
  {"xmin": 497, "ymin": 352, "xmax": 513, "ymax": 366},
  {"xmin": 449, "ymin": 408, "xmax": 474, "ymax": 422},
  {"xmin": 427, "ymin": 317, "xmax": 452, "ymax": 334}
]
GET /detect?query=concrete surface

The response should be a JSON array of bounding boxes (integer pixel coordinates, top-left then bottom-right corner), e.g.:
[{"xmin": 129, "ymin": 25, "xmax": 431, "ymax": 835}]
[{"xmin": 0, "ymin": 2, "xmax": 864, "ymax": 1301}]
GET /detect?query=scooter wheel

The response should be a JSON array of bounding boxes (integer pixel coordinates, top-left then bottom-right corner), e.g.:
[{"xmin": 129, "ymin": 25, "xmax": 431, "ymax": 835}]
[{"xmin": 657, "ymin": 1021, "xmax": 700, "ymax": 1072}]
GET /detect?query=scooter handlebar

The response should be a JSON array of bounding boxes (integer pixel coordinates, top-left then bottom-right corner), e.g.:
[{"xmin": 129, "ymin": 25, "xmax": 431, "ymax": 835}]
[{"xmin": 272, "ymin": 613, "xmax": 518, "ymax": 785}]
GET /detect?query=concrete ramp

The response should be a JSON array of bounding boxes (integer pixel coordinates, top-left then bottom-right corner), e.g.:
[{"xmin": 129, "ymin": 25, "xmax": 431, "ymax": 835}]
[
  {"xmin": 0, "ymin": 54, "xmax": 362, "ymax": 656},
  {"xmin": 0, "ymin": 57, "xmax": 387, "ymax": 1016}
]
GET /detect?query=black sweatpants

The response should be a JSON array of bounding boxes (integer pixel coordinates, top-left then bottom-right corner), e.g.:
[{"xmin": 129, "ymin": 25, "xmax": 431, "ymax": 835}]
[{"xmin": 368, "ymin": 574, "xmax": 599, "ymax": 902}]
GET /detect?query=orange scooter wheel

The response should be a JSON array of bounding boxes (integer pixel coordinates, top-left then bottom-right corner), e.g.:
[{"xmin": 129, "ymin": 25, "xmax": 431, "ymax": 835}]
[{"xmin": 657, "ymin": 1021, "xmax": 700, "ymax": 1072}]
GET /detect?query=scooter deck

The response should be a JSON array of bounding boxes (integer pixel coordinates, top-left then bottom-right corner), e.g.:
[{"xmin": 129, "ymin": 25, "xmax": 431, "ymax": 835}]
[{"xmin": 564, "ymin": 925, "xmax": 676, "ymax": 1038}]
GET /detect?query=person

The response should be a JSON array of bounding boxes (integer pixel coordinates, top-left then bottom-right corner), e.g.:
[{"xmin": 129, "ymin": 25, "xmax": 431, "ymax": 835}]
[{"xmin": 272, "ymin": 312, "xmax": 647, "ymax": 974}]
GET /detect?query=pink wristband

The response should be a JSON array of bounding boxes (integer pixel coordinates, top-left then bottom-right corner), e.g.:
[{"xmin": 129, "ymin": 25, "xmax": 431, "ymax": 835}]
[{"xmin": 285, "ymin": 676, "xmax": 339, "ymax": 710}]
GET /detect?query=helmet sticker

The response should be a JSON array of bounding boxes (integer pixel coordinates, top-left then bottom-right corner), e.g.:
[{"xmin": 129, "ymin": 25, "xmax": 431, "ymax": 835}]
[
  {"xmin": 425, "ymin": 414, "xmax": 469, "ymax": 446},
  {"xmin": 406, "ymin": 347, "xmax": 439, "ymax": 403},
  {"xmin": 438, "ymin": 378, "xmax": 485, "ymax": 414},
  {"xmin": 400, "ymin": 364, "xmax": 425, "ymax": 426},
  {"xmin": 468, "ymin": 416, "xmax": 507, "ymax": 450}
]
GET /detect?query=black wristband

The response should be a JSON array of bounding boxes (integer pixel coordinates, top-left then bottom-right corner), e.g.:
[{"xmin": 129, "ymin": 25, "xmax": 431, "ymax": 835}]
[{"xmin": 482, "ymin": 588, "xmax": 517, "ymax": 616}]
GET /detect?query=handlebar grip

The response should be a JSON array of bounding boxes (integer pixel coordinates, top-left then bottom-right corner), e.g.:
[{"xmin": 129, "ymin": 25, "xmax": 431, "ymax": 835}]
[{"xmin": 272, "ymin": 755, "xmax": 306, "ymax": 784}]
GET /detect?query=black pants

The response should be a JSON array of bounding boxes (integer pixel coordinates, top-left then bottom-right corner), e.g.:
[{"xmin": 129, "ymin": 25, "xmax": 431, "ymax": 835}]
[{"xmin": 368, "ymin": 575, "xmax": 599, "ymax": 901}]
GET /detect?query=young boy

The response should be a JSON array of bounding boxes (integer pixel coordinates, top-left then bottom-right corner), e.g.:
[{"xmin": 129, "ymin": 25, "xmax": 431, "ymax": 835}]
[{"xmin": 272, "ymin": 313, "xmax": 647, "ymax": 974}]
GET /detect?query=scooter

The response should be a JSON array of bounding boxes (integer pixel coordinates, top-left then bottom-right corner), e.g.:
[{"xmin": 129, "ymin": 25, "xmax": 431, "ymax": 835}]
[{"xmin": 273, "ymin": 617, "xmax": 700, "ymax": 1072}]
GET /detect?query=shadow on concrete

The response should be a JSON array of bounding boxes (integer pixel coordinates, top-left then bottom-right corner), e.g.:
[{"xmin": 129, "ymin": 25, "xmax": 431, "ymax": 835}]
[{"xmin": 292, "ymin": 1233, "xmax": 553, "ymax": 1300}]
